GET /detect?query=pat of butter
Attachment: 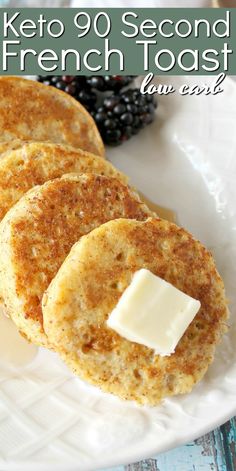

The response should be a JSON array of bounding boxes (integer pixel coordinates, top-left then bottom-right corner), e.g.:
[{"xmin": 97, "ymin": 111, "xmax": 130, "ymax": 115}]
[{"xmin": 107, "ymin": 269, "xmax": 201, "ymax": 356}]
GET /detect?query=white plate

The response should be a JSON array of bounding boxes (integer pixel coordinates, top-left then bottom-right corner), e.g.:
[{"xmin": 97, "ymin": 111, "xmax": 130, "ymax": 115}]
[{"xmin": 0, "ymin": 75, "xmax": 236, "ymax": 471}]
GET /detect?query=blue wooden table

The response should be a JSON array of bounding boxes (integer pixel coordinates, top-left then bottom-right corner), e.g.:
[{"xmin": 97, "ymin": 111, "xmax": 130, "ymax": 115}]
[{"xmin": 104, "ymin": 418, "xmax": 236, "ymax": 471}]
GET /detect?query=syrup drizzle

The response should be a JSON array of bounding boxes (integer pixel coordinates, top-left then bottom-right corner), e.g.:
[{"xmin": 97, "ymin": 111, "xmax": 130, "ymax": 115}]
[
  {"xmin": 0, "ymin": 305, "xmax": 38, "ymax": 367},
  {"xmin": 139, "ymin": 192, "xmax": 176, "ymax": 223}
]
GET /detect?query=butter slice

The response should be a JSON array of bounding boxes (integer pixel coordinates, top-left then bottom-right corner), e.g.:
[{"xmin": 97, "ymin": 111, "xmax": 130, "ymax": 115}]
[{"xmin": 107, "ymin": 269, "xmax": 201, "ymax": 356}]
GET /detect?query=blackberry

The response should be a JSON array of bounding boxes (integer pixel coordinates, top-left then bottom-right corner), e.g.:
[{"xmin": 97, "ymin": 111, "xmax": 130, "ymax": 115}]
[
  {"xmin": 37, "ymin": 75, "xmax": 136, "ymax": 111},
  {"xmin": 37, "ymin": 76, "xmax": 157, "ymax": 147},
  {"xmin": 37, "ymin": 76, "xmax": 96, "ymax": 112},
  {"xmin": 93, "ymin": 89, "xmax": 157, "ymax": 146},
  {"xmin": 86, "ymin": 75, "xmax": 136, "ymax": 92}
]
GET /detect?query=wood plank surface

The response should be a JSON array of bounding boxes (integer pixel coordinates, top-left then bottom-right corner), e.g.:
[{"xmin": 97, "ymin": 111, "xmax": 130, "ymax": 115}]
[{"xmin": 103, "ymin": 418, "xmax": 236, "ymax": 471}]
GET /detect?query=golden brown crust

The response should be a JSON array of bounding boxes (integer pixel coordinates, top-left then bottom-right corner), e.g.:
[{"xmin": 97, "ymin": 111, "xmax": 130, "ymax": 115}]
[
  {"xmin": 43, "ymin": 218, "xmax": 228, "ymax": 405},
  {"xmin": 0, "ymin": 175, "xmax": 152, "ymax": 347},
  {"xmin": 0, "ymin": 77, "xmax": 104, "ymax": 156},
  {"xmin": 0, "ymin": 141, "xmax": 127, "ymax": 221}
]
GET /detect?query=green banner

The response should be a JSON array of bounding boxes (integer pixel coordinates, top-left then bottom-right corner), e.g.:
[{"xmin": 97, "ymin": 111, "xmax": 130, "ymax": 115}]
[{"xmin": 0, "ymin": 8, "xmax": 235, "ymax": 75}]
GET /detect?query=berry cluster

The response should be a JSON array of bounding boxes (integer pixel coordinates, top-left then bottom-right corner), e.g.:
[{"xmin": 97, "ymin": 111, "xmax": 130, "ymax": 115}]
[
  {"xmin": 92, "ymin": 90, "xmax": 157, "ymax": 146},
  {"xmin": 37, "ymin": 75, "xmax": 157, "ymax": 146},
  {"xmin": 86, "ymin": 75, "xmax": 135, "ymax": 92}
]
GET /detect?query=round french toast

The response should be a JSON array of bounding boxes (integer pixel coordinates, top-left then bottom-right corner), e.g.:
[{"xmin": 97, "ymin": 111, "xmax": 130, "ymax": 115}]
[
  {"xmin": 0, "ymin": 174, "xmax": 152, "ymax": 348},
  {"xmin": 43, "ymin": 218, "xmax": 228, "ymax": 405},
  {"xmin": 0, "ymin": 141, "xmax": 127, "ymax": 221},
  {"xmin": 0, "ymin": 77, "xmax": 104, "ymax": 156}
]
